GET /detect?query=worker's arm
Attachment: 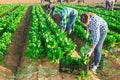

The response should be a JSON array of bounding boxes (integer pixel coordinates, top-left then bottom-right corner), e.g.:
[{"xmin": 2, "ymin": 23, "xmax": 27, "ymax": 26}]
[
  {"xmin": 87, "ymin": 20, "xmax": 100, "ymax": 57},
  {"xmin": 87, "ymin": 44, "xmax": 96, "ymax": 57}
]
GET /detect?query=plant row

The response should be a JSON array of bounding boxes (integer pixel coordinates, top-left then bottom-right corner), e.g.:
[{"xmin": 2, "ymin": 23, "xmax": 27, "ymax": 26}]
[
  {"xmin": 0, "ymin": 4, "xmax": 19, "ymax": 16},
  {"xmin": 0, "ymin": 5, "xmax": 28, "ymax": 36},
  {"xmin": 25, "ymin": 5, "xmax": 76, "ymax": 63},
  {"xmin": 0, "ymin": 5, "xmax": 29, "ymax": 64}
]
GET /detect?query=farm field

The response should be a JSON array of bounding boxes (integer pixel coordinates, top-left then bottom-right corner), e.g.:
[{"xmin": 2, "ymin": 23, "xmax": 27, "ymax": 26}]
[{"xmin": 0, "ymin": 2, "xmax": 120, "ymax": 80}]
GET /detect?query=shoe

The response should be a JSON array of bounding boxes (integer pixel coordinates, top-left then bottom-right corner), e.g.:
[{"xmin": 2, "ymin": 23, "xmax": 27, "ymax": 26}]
[
  {"xmin": 68, "ymin": 30, "xmax": 72, "ymax": 35},
  {"xmin": 90, "ymin": 63, "xmax": 94, "ymax": 69},
  {"xmin": 91, "ymin": 65, "xmax": 97, "ymax": 74}
]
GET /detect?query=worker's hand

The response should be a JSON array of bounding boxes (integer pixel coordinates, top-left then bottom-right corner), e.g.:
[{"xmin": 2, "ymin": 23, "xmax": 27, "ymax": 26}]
[
  {"xmin": 48, "ymin": 12, "xmax": 50, "ymax": 15},
  {"xmin": 86, "ymin": 32, "xmax": 89, "ymax": 41},
  {"xmin": 86, "ymin": 28, "xmax": 89, "ymax": 40},
  {"xmin": 45, "ymin": 10, "xmax": 48, "ymax": 13},
  {"xmin": 86, "ymin": 50, "xmax": 92, "ymax": 57}
]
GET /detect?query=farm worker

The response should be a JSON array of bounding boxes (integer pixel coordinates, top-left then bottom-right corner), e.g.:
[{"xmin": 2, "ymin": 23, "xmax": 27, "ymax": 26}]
[
  {"xmin": 40, "ymin": 0, "xmax": 44, "ymax": 3},
  {"xmin": 105, "ymin": 0, "xmax": 115, "ymax": 10},
  {"xmin": 111, "ymin": 0, "xmax": 115, "ymax": 10},
  {"xmin": 45, "ymin": 1, "xmax": 56, "ymax": 16},
  {"xmin": 105, "ymin": 0, "xmax": 111, "ymax": 10},
  {"xmin": 80, "ymin": 13, "xmax": 108, "ymax": 73},
  {"xmin": 53, "ymin": 7, "xmax": 78, "ymax": 35},
  {"xmin": 78, "ymin": 0, "xmax": 84, "ymax": 4}
]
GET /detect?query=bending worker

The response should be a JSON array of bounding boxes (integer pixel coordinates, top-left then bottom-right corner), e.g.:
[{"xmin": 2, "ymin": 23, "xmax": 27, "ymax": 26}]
[
  {"xmin": 80, "ymin": 13, "xmax": 108, "ymax": 73},
  {"xmin": 45, "ymin": 1, "xmax": 56, "ymax": 16},
  {"xmin": 53, "ymin": 7, "xmax": 78, "ymax": 35}
]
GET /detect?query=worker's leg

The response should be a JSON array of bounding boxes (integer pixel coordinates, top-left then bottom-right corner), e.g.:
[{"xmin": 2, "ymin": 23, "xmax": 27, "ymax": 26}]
[
  {"xmin": 41, "ymin": 0, "xmax": 44, "ymax": 3},
  {"xmin": 111, "ymin": 2, "xmax": 114, "ymax": 10},
  {"xmin": 71, "ymin": 24, "xmax": 74, "ymax": 31},
  {"xmin": 108, "ymin": 2, "xmax": 111, "ymax": 10},
  {"xmin": 94, "ymin": 31, "xmax": 107, "ymax": 68},
  {"xmin": 105, "ymin": 1, "xmax": 108, "ymax": 10},
  {"xmin": 78, "ymin": 0, "xmax": 80, "ymax": 3},
  {"xmin": 106, "ymin": 1, "xmax": 110, "ymax": 10},
  {"xmin": 83, "ymin": 0, "xmax": 84, "ymax": 3},
  {"xmin": 92, "ymin": 31, "xmax": 107, "ymax": 72},
  {"xmin": 67, "ymin": 13, "xmax": 78, "ymax": 34}
]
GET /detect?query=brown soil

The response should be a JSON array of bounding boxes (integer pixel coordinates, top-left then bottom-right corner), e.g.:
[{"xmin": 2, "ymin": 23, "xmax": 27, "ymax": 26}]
[
  {"xmin": 108, "ymin": 58, "xmax": 120, "ymax": 80},
  {"xmin": 17, "ymin": 57, "xmax": 78, "ymax": 80},
  {"xmin": 114, "ymin": 44, "xmax": 120, "ymax": 57},
  {"xmin": 0, "ymin": 66, "xmax": 14, "ymax": 80},
  {"xmin": 71, "ymin": 35, "xmax": 84, "ymax": 55},
  {"xmin": 97, "ymin": 57, "xmax": 120, "ymax": 80}
]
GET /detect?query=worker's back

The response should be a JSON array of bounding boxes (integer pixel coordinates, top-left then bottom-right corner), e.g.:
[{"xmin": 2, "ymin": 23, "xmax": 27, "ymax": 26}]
[{"xmin": 59, "ymin": 7, "xmax": 77, "ymax": 18}]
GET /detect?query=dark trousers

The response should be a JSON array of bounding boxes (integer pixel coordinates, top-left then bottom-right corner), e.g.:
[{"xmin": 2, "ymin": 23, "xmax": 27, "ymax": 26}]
[
  {"xmin": 106, "ymin": 1, "xmax": 111, "ymax": 10},
  {"xmin": 67, "ymin": 13, "xmax": 78, "ymax": 32}
]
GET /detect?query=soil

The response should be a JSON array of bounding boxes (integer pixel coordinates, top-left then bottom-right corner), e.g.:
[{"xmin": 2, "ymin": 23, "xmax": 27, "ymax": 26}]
[
  {"xmin": 0, "ymin": 66, "xmax": 14, "ymax": 80},
  {"xmin": 16, "ymin": 57, "xmax": 78, "ymax": 80},
  {"xmin": 71, "ymin": 35, "xmax": 84, "ymax": 54},
  {"xmin": 97, "ymin": 57, "xmax": 120, "ymax": 80}
]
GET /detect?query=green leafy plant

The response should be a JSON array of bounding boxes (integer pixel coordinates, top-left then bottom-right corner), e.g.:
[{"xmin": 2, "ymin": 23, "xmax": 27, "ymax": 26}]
[
  {"xmin": 80, "ymin": 44, "xmax": 91, "ymax": 65},
  {"xmin": 78, "ymin": 71, "xmax": 90, "ymax": 80}
]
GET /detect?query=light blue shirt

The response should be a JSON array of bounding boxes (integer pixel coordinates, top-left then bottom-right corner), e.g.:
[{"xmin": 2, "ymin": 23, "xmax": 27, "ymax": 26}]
[{"xmin": 87, "ymin": 15, "xmax": 108, "ymax": 44}]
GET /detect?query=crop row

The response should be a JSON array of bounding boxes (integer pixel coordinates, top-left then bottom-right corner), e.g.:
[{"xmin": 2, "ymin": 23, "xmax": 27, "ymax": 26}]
[
  {"xmin": 0, "ymin": 5, "xmax": 29, "ymax": 64},
  {"xmin": 26, "ymin": 5, "xmax": 76, "ymax": 63},
  {"xmin": 0, "ymin": 4, "xmax": 19, "ymax": 16}
]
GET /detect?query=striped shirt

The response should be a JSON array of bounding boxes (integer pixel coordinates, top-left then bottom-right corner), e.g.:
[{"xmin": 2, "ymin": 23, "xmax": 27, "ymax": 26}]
[
  {"xmin": 59, "ymin": 7, "xmax": 78, "ymax": 31},
  {"xmin": 87, "ymin": 15, "xmax": 108, "ymax": 44}
]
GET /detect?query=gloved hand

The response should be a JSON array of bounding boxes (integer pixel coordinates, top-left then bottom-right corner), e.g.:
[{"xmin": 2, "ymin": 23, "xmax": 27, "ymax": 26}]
[
  {"xmin": 86, "ymin": 32, "xmax": 89, "ymax": 41},
  {"xmin": 68, "ymin": 30, "xmax": 72, "ymax": 35},
  {"xmin": 87, "ymin": 50, "xmax": 92, "ymax": 57}
]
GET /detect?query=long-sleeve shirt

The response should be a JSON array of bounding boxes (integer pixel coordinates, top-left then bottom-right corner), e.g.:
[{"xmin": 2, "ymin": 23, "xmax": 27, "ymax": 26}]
[
  {"xmin": 59, "ymin": 7, "xmax": 78, "ymax": 31},
  {"xmin": 87, "ymin": 15, "xmax": 108, "ymax": 44}
]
